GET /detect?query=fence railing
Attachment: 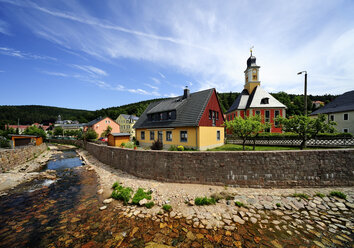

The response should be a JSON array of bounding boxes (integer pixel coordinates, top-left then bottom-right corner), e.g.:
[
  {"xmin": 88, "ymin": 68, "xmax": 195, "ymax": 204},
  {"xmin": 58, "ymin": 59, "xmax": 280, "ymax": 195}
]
[{"xmin": 226, "ymin": 136, "xmax": 354, "ymax": 147}]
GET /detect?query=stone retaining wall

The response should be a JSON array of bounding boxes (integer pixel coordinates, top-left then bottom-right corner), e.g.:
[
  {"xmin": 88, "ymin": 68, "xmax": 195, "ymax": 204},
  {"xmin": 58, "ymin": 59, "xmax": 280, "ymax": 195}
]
[
  {"xmin": 49, "ymin": 139, "xmax": 354, "ymax": 188},
  {"xmin": 0, "ymin": 143, "xmax": 47, "ymax": 172}
]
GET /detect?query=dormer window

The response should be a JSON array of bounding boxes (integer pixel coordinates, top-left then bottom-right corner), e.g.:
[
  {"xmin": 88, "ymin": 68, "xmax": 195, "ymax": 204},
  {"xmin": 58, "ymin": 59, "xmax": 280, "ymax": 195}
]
[{"xmin": 261, "ymin": 98, "xmax": 269, "ymax": 104}]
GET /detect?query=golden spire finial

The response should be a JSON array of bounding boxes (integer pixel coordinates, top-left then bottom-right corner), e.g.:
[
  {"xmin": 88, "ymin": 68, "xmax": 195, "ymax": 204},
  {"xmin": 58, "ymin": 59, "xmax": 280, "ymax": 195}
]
[{"xmin": 250, "ymin": 46, "xmax": 254, "ymax": 56}]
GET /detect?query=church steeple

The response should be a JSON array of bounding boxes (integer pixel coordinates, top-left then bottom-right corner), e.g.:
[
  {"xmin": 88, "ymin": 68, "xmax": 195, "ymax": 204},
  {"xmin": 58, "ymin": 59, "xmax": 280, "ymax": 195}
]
[{"xmin": 244, "ymin": 47, "xmax": 260, "ymax": 94}]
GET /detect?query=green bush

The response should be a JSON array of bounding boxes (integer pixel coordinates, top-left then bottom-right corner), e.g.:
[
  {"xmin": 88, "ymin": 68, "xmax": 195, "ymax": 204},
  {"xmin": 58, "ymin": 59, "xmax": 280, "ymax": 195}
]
[
  {"xmin": 291, "ymin": 193, "xmax": 309, "ymax": 200},
  {"xmin": 235, "ymin": 201, "xmax": 245, "ymax": 207},
  {"xmin": 329, "ymin": 191, "xmax": 347, "ymax": 199},
  {"xmin": 0, "ymin": 137, "xmax": 10, "ymax": 148},
  {"xmin": 123, "ymin": 141, "xmax": 135, "ymax": 149},
  {"xmin": 276, "ymin": 203, "xmax": 281, "ymax": 207},
  {"xmin": 177, "ymin": 145, "xmax": 184, "ymax": 151},
  {"xmin": 194, "ymin": 197, "xmax": 216, "ymax": 206},
  {"xmin": 168, "ymin": 145, "xmax": 178, "ymax": 151},
  {"xmin": 112, "ymin": 181, "xmax": 120, "ymax": 189},
  {"xmin": 145, "ymin": 202, "xmax": 155, "ymax": 209},
  {"xmin": 83, "ymin": 128, "xmax": 98, "ymax": 140},
  {"xmin": 162, "ymin": 204, "xmax": 172, "ymax": 212},
  {"xmin": 132, "ymin": 188, "xmax": 152, "ymax": 205},
  {"xmin": 315, "ymin": 193, "xmax": 325, "ymax": 198},
  {"xmin": 111, "ymin": 186, "xmax": 133, "ymax": 205}
]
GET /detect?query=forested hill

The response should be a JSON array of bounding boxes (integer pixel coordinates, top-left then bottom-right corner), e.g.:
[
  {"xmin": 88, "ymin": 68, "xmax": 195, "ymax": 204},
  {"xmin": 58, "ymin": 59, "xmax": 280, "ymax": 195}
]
[{"xmin": 0, "ymin": 92, "xmax": 336, "ymax": 127}]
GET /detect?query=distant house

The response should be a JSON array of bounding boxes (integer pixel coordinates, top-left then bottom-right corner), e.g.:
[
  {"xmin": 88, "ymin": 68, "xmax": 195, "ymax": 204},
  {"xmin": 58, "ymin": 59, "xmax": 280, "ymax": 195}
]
[
  {"xmin": 54, "ymin": 115, "xmax": 82, "ymax": 131},
  {"xmin": 310, "ymin": 90, "xmax": 354, "ymax": 134},
  {"xmin": 225, "ymin": 52, "xmax": 287, "ymax": 133},
  {"xmin": 84, "ymin": 117, "xmax": 120, "ymax": 137},
  {"xmin": 6, "ymin": 124, "xmax": 51, "ymax": 134},
  {"xmin": 8, "ymin": 134, "xmax": 43, "ymax": 149},
  {"xmin": 133, "ymin": 88, "xmax": 225, "ymax": 150},
  {"xmin": 115, "ymin": 114, "xmax": 139, "ymax": 138}
]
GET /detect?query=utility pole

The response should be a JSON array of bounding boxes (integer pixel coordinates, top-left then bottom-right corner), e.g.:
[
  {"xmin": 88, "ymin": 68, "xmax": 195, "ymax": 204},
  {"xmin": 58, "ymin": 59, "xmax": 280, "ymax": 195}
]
[{"xmin": 297, "ymin": 71, "xmax": 308, "ymax": 116}]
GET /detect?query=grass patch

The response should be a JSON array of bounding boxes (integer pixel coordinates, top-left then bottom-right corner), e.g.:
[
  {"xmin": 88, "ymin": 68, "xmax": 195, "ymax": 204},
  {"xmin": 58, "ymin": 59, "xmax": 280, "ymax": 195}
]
[
  {"xmin": 291, "ymin": 193, "xmax": 309, "ymax": 200},
  {"xmin": 194, "ymin": 197, "xmax": 216, "ymax": 206},
  {"xmin": 276, "ymin": 203, "xmax": 281, "ymax": 207},
  {"xmin": 162, "ymin": 204, "xmax": 172, "ymax": 212},
  {"xmin": 315, "ymin": 193, "xmax": 325, "ymax": 198},
  {"xmin": 235, "ymin": 201, "xmax": 245, "ymax": 207},
  {"xmin": 207, "ymin": 144, "xmax": 328, "ymax": 151},
  {"xmin": 329, "ymin": 191, "xmax": 347, "ymax": 200},
  {"xmin": 132, "ymin": 188, "xmax": 152, "ymax": 205},
  {"xmin": 210, "ymin": 191, "xmax": 234, "ymax": 202},
  {"xmin": 112, "ymin": 181, "xmax": 120, "ymax": 189},
  {"xmin": 111, "ymin": 185, "xmax": 133, "ymax": 205},
  {"xmin": 145, "ymin": 202, "xmax": 155, "ymax": 209}
]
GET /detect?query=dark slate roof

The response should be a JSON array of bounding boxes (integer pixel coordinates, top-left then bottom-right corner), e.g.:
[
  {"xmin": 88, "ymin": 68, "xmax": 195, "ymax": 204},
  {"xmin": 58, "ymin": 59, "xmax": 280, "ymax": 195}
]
[
  {"xmin": 133, "ymin": 88, "xmax": 214, "ymax": 129},
  {"xmin": 226, "ymin": 86, "xmax": 286, "ymax": 113},
  {"xmin": 85, "ymin": 117, "xmax": 104, "ymax": 126},
  {"xmin": 110, "ymin": 133, "xmax": 131, "ymax": 137},
  {"xmin": 310, "ymin": 90, "xmax": 354, "ymax": 115},
  {"xmin": 120, "ymin": 114, "xmax": 139, "ymax": 121}
]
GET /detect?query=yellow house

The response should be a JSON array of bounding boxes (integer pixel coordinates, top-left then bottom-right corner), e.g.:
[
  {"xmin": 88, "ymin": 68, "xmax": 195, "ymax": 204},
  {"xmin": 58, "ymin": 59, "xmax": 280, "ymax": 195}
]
[
  {"xmin": 115, "ymin": 114, "xmax": 139, "ymax": 138},
  {"xmin": 133, "ymin": 88, "xmax": 225, "ymax": 150}
]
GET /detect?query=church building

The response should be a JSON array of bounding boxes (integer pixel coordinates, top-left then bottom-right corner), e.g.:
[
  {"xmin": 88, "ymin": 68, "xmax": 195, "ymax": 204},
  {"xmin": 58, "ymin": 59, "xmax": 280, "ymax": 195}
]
[{"xmin": 226, "ymin": 51, "xmax": 287, "ymax": 133}]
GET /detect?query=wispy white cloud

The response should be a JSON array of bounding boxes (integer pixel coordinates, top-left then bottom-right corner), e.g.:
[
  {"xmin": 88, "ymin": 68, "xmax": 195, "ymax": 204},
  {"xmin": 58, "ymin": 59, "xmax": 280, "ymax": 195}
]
[
  {"xmin": 0, "ymin": 47, "xmax": 57, "ymax": 60},
  {"xmin": 72, "ymin": 64, "xmax": 108, "ymax": 77},
  {"xmin": 2, "ymin": 0, "xmax": 354, "ymax": 95},
  {"xmin": 0, "ymin": 19, "xmax": 11, "ymax": 35},
  {"xmin": 151, "ymin": 77, "xmax": 160, "ymax": 85},
  {"xmin": 144, "ymin": 83, "xmax": 159, "ymax": 90},
  {"xmin": 41, "ymin": 71, "xmax": 69, "ymax": 77}
]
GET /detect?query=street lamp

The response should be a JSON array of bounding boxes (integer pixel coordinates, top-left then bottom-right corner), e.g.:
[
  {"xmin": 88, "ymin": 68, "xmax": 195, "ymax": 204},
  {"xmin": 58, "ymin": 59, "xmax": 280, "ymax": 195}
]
[{"xmin": 297, "ymin": 71, "xmax": 308, "ymax": 116}]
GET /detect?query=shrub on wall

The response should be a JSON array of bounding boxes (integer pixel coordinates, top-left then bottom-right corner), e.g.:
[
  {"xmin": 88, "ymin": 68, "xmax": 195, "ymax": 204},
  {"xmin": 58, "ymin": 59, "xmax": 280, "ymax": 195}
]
[{"xmin": 151, "ymin": 140, "xmax": 163, "ymax": 150}]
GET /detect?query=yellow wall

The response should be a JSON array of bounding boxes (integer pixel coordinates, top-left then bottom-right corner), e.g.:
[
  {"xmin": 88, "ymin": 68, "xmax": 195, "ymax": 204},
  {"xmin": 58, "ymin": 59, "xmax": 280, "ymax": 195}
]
[
  {"xmin": 136, "ymin": 126, "xmax": 224, "ymax": 150},
  {"xmin": 198, "ymin": 126, "xmax": 224, "ymax": 150},
  {"xmin": 245, "ymin": 82, "xmax": 260, "ymax": 94}
]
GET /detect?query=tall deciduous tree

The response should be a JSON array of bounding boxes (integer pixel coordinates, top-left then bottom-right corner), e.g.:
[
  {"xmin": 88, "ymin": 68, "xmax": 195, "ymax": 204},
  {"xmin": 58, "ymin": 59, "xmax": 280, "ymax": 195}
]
[
  {"xmin": 224, "ymin": 115, "xmax": 270, "ymax": 150},
  {"xmin": 53, "ymin": 126, "xmax": 64, "ymax": 136},
  {"xmin": 276, "ymin": 114, "xmax": 336, "ymax": 150},
  {"xmin": 23, "ymin": 126, "xmax": 46, "ymax": 139}
]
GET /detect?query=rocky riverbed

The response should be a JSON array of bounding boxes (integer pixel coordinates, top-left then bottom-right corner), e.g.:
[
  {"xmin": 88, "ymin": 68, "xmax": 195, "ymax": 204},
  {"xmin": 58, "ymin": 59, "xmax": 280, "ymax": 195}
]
[{"xmin": 78, "ymin": 148, "xmax": 354, "ymax": 247}]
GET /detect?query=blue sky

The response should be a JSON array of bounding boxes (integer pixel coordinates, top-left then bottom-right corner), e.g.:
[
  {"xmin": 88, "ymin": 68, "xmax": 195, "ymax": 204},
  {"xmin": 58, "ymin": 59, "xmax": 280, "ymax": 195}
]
[{"xmin": 0, "ymin": 0, "xmax": 353, "ymax": 110}]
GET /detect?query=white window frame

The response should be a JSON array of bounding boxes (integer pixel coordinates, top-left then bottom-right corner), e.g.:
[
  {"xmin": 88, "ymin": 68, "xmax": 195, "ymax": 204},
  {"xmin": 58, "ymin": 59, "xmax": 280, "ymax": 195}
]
[
  {"xmin": 343, "ymin": 113, "xmax": 349, "ymax": 121},
  {"xmin": 343, "ymin": 128, "xmax": 349, "ymax": 133},
  {"xmin": 330, "ymin": 114, "xmax": 335, "ymax": 121},
  {"xmin": 217, "ymin": 130, "xmax": 220, "ymax": 141}
]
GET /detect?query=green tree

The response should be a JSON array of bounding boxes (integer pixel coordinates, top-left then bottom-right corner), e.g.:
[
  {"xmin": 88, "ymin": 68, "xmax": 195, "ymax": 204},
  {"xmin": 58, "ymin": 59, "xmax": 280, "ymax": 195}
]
[
  {"xmin": 101, "ymin": 125, "xmax": 112, "ymax": 137},
  {"xmin": 83, "ymin": 128, "xmax": 98, "ymax": 141},
  {"xmin": 276, "ymin": 114, "xmax": 336, "ymax": 150},
  {"xmin": 53, "ymin": 126, "xmax": 64, "ymax": 136},
  {"xmin": 23, "ymin": 126, "xmax": 46, "ymax": 139},
  {"xmin": 224, "ymin": 115, "xmax": 270, "ymax": 150}
]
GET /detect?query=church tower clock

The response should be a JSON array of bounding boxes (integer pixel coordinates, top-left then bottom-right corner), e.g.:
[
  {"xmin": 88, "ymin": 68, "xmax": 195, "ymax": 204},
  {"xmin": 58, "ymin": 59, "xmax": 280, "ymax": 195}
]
[{"xmin": 244, "ymin": 47, "xmax": 260, "ymax": 94}]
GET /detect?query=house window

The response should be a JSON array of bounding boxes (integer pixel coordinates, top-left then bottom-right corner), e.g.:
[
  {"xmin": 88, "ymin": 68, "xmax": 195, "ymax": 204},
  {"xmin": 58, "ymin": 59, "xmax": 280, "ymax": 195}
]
[
  {"xmin": 180, "ymin": 131, "xmax": 188, "ymax": 142},
  {"xmin": 343, "ymin": 128, "xmax": 349, "ymax": 133},
  {"xmin": 344, "ymin": 113, "xmax": 349, "ymax": 120},
  {"xmin": 158, "ymin": 131, "xmax": 163, "ymax": 141},
  {"xmin": 166, "ymin": 131, "xmax": 172, "ymax": 141},
  {"xmin": 209, "ymin": 110, "xmax": 212, "ymax": 120},
  {"xmin": 168, "ymin": 112, "xmax": 172, "ymax": 120},
  {"xmin": 261, "ymin": 98, "xmax": 269, "ymax": 104},
  {"xmin": 141, "ymin": 131, "xmax": 145, "ymax": 140},
  {"xmin": 255, "ymin": 110, "xmax": 261, "ymax": 116},
  {"xmin": 216, "ymin": 112, "xmax": 219, "ymax": 120},
  {"xmin": 265, "ymin": 110, "xmax": 270, "ymax": 123},
  {"xmin": 217, "ymin": 130, "xmax": 220, "ymax": 141},
  {"xmin": 330, "ymin": 115, "xmax": 335, "ymax": 121},
  {"xmin": 274, "ymin": 110, "xmax": 280, "ymax": 127},
  {"xmin": 150, "ymin": 131, "xmax": 155, "ymax": 140},
  {"xmin": 212, "ymin": 111, "xmax": 216, "ymax": 126},
  {"xmin": 252, "ymin": 75, "xmax": 257, "ymax": 80}
]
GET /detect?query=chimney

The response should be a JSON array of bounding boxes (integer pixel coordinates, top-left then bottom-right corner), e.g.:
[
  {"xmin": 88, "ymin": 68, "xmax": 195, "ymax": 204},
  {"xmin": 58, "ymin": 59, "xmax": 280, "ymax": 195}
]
[{"xmin": 183, "ymin": 86, "xmax": 190, "ymax": 99}]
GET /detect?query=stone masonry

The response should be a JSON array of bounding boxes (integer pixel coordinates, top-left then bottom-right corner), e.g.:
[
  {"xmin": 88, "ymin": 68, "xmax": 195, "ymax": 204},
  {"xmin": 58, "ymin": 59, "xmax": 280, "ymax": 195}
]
[
  {"xmin": 49, "ymin": 140, "xmax": 354, "ymax": 188},
  {"xmin": 0, "ymin": 143, "xmax": 47, "ymax": 173}
]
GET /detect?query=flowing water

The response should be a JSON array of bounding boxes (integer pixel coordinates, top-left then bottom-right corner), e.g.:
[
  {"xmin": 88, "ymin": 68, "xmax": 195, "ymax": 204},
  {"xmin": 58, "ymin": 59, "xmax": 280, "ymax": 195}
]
[{"xmin": 0, "ymin": 148, "xmax": 352, "ymax": 248}]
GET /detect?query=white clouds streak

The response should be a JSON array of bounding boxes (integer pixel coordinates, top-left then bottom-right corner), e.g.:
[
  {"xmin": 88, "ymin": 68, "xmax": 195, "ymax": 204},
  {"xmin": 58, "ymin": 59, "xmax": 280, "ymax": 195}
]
[
  {"xmin": 0, "ymin": 47, "xmax": 57, "ymax": 61},
  {"xmin": 0, "ymin": 19, "xmax": 11, "ymax": 35},
  {"xmin": 72, "ymin": 65, "xmax": 108, "ymax": 77}
]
